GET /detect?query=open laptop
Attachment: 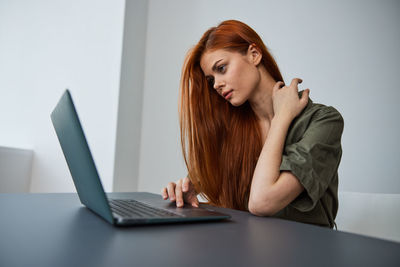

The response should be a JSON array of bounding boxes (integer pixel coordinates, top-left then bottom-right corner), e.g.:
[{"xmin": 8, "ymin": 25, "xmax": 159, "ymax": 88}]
[{"xmin": 51, "ymin": 90, "xmax": 230, "ymax": 226}]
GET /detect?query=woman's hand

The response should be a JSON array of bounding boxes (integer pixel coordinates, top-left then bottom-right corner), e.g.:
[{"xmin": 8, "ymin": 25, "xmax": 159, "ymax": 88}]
[
  {"xmin": 161, "ymin": 177, "xmax": 199, "ymax": 208},
  {"xmin": 272, "ymin": 78, "xmax": 310, "ymax": 121}
]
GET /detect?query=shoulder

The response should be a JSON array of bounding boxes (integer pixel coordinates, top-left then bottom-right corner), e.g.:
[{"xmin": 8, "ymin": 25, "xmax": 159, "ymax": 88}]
[
  {"xmin": 296, "ymin": 90, "xmax": 344, "ymax": 125},
  {"xmin": 298, "ymin": 90, "xmax": 343, "ymax": 120},
  {"xmin": 286, "ymin": 91, "xmax": 344, "ymax": 143}
]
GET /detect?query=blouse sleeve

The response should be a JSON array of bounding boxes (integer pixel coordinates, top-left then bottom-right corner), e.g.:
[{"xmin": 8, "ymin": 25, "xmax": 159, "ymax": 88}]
[{"xmin": 279, "ymin": 106, "xmax": 344, "ymax": 212}]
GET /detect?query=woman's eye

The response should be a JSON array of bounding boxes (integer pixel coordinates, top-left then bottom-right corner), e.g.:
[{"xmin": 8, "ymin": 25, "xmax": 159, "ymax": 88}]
[{"xmin": 217, "ymin": 65, "xmax": 226, "ymax": 73}]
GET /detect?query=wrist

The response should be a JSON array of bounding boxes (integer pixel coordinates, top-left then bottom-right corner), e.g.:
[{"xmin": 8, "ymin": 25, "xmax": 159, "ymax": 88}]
[{"xmin": 272, "ymin": 113, "xmax": 293, "ymax": 126}]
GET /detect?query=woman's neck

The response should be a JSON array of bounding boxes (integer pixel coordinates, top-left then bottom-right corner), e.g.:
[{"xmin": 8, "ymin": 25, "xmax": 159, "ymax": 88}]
[{"xmin": 248, "ymin": 66, "xmax": 277, "ymax": 124}]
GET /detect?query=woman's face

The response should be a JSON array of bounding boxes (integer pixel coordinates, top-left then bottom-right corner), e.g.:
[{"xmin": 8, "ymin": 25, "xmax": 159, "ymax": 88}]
[{"xmin": 200, "ymin": 47, "xmax": 261, "ymax": 107}]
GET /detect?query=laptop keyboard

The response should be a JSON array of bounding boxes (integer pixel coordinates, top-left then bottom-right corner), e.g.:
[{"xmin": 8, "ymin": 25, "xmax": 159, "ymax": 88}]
[{"xmin": 109, "ymin": 199, "xmax": 183, "ymax": 218}]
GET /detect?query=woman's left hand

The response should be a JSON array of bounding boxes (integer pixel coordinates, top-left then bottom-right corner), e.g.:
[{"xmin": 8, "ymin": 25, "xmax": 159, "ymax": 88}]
[{"xmin": 272, "ymin": 78, "xmax": 310, "ymax": 121}]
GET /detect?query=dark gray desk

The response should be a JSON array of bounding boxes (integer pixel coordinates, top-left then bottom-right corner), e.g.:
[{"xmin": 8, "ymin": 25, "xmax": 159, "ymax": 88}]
[{"xmin": 0, "ymin": 193, "xmax": 399, "ymax": 267}]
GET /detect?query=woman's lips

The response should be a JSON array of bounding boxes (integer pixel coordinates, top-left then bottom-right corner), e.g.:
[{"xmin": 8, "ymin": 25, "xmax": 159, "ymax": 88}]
[{"xmin": 224, "ymin": 90, "xmax": 233, "ymax": 100}]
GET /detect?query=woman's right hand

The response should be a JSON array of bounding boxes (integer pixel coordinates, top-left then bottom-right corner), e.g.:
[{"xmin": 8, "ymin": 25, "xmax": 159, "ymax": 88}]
[
  {"xmin": 272, "ymin": 78, "xmax": 309, "ymax": 122},
  {"xmin": 161, "ymin": 177, "xmax": 199, "ymax": 208}
]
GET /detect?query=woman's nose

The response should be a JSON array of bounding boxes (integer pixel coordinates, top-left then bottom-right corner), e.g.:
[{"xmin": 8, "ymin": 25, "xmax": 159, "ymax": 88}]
[{"xmin": 213, "ymin": 78, "xmax": 224, "ymax": 91}]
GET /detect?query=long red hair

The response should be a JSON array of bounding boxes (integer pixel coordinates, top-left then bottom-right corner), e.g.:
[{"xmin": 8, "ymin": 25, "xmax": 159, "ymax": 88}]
[{"xmin": 179, "ymin": 20, "xmax": 284, "ymax": 210}]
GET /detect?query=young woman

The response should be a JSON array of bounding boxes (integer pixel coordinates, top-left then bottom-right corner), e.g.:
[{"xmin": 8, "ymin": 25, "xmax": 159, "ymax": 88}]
[{"xmin": 161, "ymin": 20, "xmax": 344, "ymax": 228}]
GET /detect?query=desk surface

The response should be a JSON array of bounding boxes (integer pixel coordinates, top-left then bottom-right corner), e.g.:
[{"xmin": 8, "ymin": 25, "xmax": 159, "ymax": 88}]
[{"xmin": 0, "ymin": 192, "xmax": 399, "ymax": 267}]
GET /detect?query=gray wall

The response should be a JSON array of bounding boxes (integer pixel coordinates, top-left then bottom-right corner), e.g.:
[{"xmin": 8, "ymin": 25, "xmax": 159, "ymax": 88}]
[{"xmin": 133, "ymin": 0, "xmax": 400, "ymax": 194}]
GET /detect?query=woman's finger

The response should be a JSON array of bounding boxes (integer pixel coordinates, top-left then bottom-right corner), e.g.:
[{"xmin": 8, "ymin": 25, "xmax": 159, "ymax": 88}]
[
  {"xmin": 184, "ymin": 190, "xmax": 199, "ymax": 208},
  {"xmin": 182, "ymin": 177, "xmax": 190, "ymax": 192},
  {"xmin": 161, "ymin": 187, "xmax": 168, "ymax": 200},
  {"xmin": 190, "ymin": 195, "xmax": 199, "ymax": 207},
  {"xmin": 273, "ymin": 81, "xmax": 285, "ymax": 91},
  {"xmin": 175, "ymin": 179, "xmax": 184, "ymax": 207},
  {"xmin": 300, "ymin": 89, "xmax": 310, "ymax": 106},
  {"xmin": 289, "ymin": 78, "xmax": 302, "ymax": 89},
  {"xmin": 167, "ymin": 182, "xmax": 176, "ymax": 201}
]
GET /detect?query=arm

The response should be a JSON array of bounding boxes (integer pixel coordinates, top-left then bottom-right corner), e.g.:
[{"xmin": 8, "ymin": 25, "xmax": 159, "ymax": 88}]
[
  {"xmin": 248, "ymin": 79, "xmax": 309, "ymax": 216},
  {"xmin": 248, "ymin": 116, "xmax": 304, "ymax": 216}
]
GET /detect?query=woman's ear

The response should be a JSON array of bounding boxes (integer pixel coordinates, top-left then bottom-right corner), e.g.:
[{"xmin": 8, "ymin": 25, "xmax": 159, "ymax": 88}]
[{"xmin": 247, "ymin": 44, "xmax": 262, "ymax": 66}]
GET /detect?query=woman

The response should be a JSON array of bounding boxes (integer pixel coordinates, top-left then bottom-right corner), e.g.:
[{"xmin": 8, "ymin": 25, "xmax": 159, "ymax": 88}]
[{"xmin": 161, "ymin": 20, "xmax": 344, "ymax": 228}]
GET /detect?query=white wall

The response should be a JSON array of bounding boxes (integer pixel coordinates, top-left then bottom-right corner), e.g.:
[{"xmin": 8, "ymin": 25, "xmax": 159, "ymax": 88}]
[
  {"xmin": 0, "ymin": 146, "xmax": 33, "ymax": 193},
  {"xmin": 113, "ymin": 0, "xmax": 148, "ymax": 192},
  {"xmin": 138, "ymin": 0, "xmax": 400, "ymax": 194},
  {"xmin": 0, "ymin": 0, "xmax": 125, "ymax": 192},
  {"xmin": 336, "ymin": 192, "xmax": 400, "ymax": 242}
]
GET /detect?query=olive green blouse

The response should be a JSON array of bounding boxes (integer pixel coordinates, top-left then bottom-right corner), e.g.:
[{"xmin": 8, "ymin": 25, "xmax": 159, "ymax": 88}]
[{"xmin": 273, "ymin": 92, "xmax": 344, "ymax": 228}]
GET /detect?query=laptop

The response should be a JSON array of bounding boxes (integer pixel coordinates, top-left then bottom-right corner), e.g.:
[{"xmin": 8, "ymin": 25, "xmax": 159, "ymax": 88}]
[{"xmin": 51, "ymin": 90, "xmax": 231, "ymax": 226}]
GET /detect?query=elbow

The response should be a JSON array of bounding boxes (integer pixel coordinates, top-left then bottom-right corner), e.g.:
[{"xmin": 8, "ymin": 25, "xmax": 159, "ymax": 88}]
[{"xmin": 248, "ymin": 197, "xmax": 277, "ymax": 217}]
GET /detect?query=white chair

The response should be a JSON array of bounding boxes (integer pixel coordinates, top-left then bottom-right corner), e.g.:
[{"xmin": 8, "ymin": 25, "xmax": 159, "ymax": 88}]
[
  {"xmin": 0, "ymin": 146, "xmax": 33, "ymax": 193},
  {"xmin": 335, "ymin": 191, "xmax": 400, "ymax": 243}
]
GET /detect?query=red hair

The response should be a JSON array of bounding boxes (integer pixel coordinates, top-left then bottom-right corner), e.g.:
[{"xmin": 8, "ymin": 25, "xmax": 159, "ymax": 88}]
[{"xmin": 180, "ymin": 20, "xmax": 284, "ymax": 210}]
